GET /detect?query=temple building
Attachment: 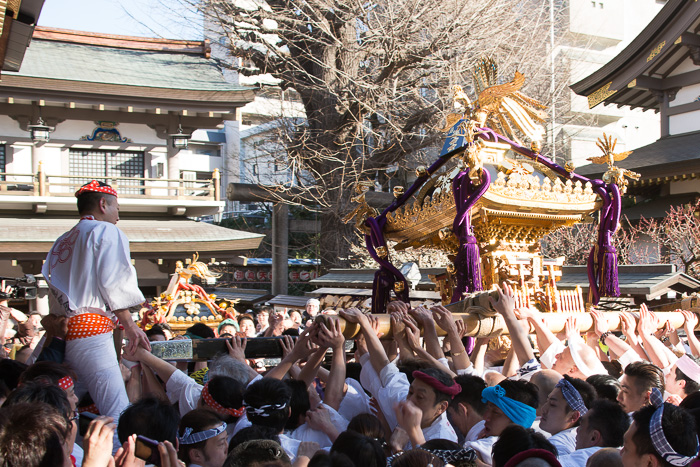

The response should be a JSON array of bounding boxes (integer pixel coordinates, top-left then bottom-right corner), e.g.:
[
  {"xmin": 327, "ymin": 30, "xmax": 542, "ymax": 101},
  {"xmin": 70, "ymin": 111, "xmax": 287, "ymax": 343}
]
[
  {"xmin": 0, "ymin": 26, "xmax": 264, "ymax": 313},
  {"xmin": 572, "ymin": 0, "xmax": 700, "ymax": 220}
]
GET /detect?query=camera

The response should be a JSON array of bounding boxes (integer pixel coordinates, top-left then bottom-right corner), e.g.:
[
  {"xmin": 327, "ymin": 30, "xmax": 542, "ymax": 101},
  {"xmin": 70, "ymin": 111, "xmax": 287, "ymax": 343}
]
[{"xmin": 0, "ymin": 275, "xmax": 37, "ymax": 300}]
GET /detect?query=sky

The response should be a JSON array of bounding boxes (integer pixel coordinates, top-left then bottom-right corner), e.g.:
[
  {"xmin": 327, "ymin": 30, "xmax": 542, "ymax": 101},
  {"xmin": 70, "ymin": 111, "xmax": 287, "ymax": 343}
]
[{"xmin": 37, "ymin": 0, "xmax": 203, "ymax": 39}]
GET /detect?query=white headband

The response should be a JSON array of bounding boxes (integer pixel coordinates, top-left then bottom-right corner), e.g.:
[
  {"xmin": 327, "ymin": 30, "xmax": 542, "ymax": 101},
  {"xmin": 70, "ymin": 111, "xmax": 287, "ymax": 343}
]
[
  {"xmin": 568, "ymin": 334, "xmax": 607, "ymax": 377},
  {"xmin": 676, "ymin": 355, "xmax": 700, "ymax": 384}
]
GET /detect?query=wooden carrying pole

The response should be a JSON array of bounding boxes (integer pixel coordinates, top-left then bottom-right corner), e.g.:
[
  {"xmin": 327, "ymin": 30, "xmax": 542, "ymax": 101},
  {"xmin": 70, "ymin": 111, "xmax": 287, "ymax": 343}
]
[{"xmin": 335, "ymin": 310, "xmax": 700, "ymax": 339}]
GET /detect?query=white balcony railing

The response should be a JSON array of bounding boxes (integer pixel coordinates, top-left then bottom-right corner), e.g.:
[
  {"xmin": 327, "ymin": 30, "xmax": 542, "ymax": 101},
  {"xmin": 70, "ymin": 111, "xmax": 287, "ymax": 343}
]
[{"xmin": 0, "ymin": 167, "xmax": 221, "ymax": 201}]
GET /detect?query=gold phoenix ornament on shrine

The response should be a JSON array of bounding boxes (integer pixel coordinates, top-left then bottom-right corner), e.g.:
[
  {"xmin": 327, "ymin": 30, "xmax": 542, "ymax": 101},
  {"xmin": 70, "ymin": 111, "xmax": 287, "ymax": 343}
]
[{"xmin": 587, "ymin": 133, "xmax": 640, "ymax": 195}]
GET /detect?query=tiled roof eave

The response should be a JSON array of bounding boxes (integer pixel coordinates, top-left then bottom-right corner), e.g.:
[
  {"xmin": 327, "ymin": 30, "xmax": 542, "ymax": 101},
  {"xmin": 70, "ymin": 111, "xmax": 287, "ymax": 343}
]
[{"xmin": 0, "ymin": 75, "xmax": 257, "ymax": 105}]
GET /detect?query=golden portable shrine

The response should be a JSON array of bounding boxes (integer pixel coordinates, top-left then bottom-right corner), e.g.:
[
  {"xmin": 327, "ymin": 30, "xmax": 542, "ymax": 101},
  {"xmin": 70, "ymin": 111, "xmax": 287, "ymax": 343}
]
[
  {"xmin": 139, "ymin": 253, "xmax": 238, "ymax": 332},
  {"xmin": 345, "ymin": 58, "xmax": 644, "ymax": 317}
]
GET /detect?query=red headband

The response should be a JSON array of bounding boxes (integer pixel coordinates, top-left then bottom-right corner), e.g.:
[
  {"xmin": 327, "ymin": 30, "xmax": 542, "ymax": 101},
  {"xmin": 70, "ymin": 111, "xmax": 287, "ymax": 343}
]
[
  {"xmin": 412, "ymin": 371, "xmax": 462, "ymax": 398},
  {"xmin": 58, "ymin": 376, "xmax": 74, "ymax": 391},
  {"xmin": 201, "ymin": 383, "xmax": 245, "ymax": 418},
  {"xmin": 75, "ymin": 180, "xmax": 118, "ymax": 198}
]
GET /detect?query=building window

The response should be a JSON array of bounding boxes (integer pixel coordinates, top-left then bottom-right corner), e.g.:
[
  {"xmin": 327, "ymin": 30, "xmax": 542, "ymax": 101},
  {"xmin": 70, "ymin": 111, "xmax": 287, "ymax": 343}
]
[
  {"xmin": 69, "ymin": 149, "xmax": 145, "ymax": 195},
  {"xmin": 0, "ymin": 145, "xmax": 5, "ymax": 181}
]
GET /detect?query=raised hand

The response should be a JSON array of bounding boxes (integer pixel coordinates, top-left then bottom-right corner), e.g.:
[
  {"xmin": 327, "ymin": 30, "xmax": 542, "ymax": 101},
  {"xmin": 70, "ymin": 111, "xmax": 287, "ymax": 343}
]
[
  {"xmin": 589, "ymin": 308, "xmax": 609, "ymax": 337},
  {"xmin": 124, "ymin": 324, "xmax": 151, "ymax": 354},
  {"xmin": 431, "ymin": 305, "xmax": 458, "ymax": 336},
  {"xmin": 638, "ymin": 304, "xmax": 656, "ymax": 336},
  {"xmin": 280, "ymin": 335, "xmax": 296, "ymax": 360},
  {"xmin": 619, "ymin": 312, "xmax": 636, "ymax": 337},
  {"xmin": 81, "ymin": 416, "xmax": 116, "ymax": 467},
  {"xmin": 409, "ymin": 306, "xmax": 433, "ymax": 327},
  {"xmin": 394, "ymin": 400, "xmax": 423, "ymax": 433},
  {"xmin": 387, "ymin": 300, "xmax": 410, "ymax": 316},
  {"xmin": 565, "ymin": 314, "xmax": 580, "ymax": 341},
  {"xmin": 226, "ymin": 335, "xmax": 247, "ymax": 362},
  {"xmin": 339, "ymin": 307, "xmax": 366, "ymax": 324},
  {"xmin": 41, "ymin": 314, "xmax": 68, "ymax": 340},
  {"xmin": 682, "ymin": 310, "xmax": 699, "ymax": 334},
  {"xmin": 297, "ymin": 441, "xmax": 321, "ymax": 461},
  {"xmin": 402, "ymin": 316, "xmax": 422, "ymax": 350},
  {"xmin": 489, "ymin": 282, "xmax": 516, "ymax": 317},
  {"xmin": 455, "ymin": 318, "xmax": 467, "ymax": 338},
  {"xmin": 317, "ymin": 319, "xmax": 345, "ymax": 350}
]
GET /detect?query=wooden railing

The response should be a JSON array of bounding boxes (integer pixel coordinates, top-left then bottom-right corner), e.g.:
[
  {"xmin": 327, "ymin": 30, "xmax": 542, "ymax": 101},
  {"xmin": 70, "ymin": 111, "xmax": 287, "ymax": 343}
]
[{"xmin": 0, "ymin": 167, "xmax": 221, "ymax": 201}]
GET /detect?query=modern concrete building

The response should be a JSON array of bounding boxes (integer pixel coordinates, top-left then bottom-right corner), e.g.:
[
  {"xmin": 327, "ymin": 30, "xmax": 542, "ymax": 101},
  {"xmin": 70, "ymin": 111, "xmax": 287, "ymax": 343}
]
[{"xmin": 555, "ymin": 0, "xmax": 664, "ymax": 167}]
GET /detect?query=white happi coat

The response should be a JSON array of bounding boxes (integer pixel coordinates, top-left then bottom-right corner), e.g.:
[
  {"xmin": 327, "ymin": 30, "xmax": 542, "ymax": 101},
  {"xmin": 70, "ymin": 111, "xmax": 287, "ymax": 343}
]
[
  {"xmin": 42, "ymin": 218, "xmax": 144, "ymax": 318},
  {"xmin": 42, "ymin": 218, "xmax": 144, "ymax": 452}
]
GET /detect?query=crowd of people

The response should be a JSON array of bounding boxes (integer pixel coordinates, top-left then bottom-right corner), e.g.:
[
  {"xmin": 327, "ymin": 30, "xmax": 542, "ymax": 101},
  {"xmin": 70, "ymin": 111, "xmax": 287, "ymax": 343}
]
[
  {"xmin": 0, "ymin": 181, "xmax": 699, "ymax": 467},
  {"xmin": 3, "ymin": 286, "xmax": 700, "ymax": 467}
]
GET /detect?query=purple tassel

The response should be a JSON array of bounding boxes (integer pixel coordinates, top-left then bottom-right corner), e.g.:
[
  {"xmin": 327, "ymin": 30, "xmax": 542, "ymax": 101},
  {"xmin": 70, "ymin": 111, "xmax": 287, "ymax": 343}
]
[
  {"xmin": 452, "ymin": 236, "xmax": 483, "ymax": 302},
  {"xmin": 372, "ymin": 268, "xmax": 394, "ymax": 315},
  {"xmin": 464, "ymin": 336, "xmax": 476, "ymax": 355},
  {"xmin": 599, "ymin": 245, "xmax": 620, "ymax": 297}
]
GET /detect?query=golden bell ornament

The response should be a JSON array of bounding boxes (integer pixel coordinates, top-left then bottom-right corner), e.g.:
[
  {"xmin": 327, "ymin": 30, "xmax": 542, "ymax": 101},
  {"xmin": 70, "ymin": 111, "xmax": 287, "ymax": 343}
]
[
  {"xmin": 393, "ymin": 186, "xmax": 405, "ymax": 198},
  {"xmin": 415, "ymin": 166, "xmax": 428, "ymax": 178},
  {"xmin": 394, "ymin": 281, "xmax": 405, "ymax": 293}
]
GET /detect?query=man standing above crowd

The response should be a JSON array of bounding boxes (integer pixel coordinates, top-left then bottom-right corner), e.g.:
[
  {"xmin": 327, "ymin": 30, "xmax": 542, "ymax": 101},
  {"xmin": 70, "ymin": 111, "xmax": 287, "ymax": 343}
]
[{"xmin": 41, "ymin": 180, "xmax": 150, "ymax": 450}]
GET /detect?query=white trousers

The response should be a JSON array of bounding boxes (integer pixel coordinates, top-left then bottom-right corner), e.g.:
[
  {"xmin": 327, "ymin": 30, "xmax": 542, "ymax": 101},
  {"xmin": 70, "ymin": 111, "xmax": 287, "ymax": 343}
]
[{"xmin": 66, "ymin": 332, "xmax": 127, "ymax": 453}]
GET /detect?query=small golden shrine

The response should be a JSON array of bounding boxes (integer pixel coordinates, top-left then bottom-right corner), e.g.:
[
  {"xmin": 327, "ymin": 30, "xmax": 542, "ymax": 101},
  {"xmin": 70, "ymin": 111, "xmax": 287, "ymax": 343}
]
[{"xmin": 139, "ymin": 253, "xmax": 239, "ymax": 331}]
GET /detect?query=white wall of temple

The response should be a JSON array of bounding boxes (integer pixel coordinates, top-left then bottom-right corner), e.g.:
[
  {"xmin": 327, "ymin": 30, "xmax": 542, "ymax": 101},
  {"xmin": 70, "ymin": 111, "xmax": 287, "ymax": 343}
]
[
  {"xmin": 670, "ymin": 110, "xmax": 700, "ymax": 136},
  {"xmin": 670, "ymin": 83, "xmax": 700, "ymax": 109},
  {"xmin": 670, "ymin": 179, "xmax": 700, "ymax": 196}
]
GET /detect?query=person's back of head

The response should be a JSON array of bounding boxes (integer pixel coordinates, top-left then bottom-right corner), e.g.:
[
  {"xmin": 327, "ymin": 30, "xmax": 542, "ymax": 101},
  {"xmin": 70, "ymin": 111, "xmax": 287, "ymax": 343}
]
[
  {"xmin": 347, "ymin": 413, "xmax": 384, "ymax": 439},
  {"xmin": 3, "ymin": 380, "xmax": 72, "ymax": 419},
  {"xmin": 420, "ymin": 439, "xmax": 462, "ymax": 451},
  {"xmin": 308, "ymin": 451, "xmax": 355, "ymax": 467},
  {"xmin": 451, "ymin": 374, "xmax": 487, "ymax": 414},
  {"xmin": 243, "ymin": 378, "xmax": 292, "ymax": 432},
  {"xmin": 586, "ymin": 374, "xmax": 621, "ymax": 402},
  {"xmin": 585, "ymin": 447, "xmax": 623, "ymax": 467},
  {"xmin": 204, "ymin": 375, "xmax": 245, "ymax": 423},
  {"xmin": 76, "ymin": 181, "xmax": 116, "ymax": 215},
  {"xmin": 210, "ymin": 354, "xmax": 255, "ymax": 385},
  {"xmin": 0, "ymin": 359, "xmax": 27, "ymax": 391},
  {"xmin": 20, "ymin": 361, "xmax": 76, "ymax": 387},
  {"xmin": 601, "ymin": 360, "xmax": 622, "ymax": 379},
  {"xmin": 229, "ymin": 425, "xmax": 281, "ymax": 453},
  {"xmin": 680, "ymin": 390, "xmax": 700, "ymax": 410},
  {"xmin": 391, "ymin": 448, "xmax": 444, "ymax": 467},
  {"xmin": 0, "ymin": 402, "xmax": 71, "ymax": 467},
  {"xmin": 117, "ymin": 395, "xmax": 180, "ymax": 445},
  {"xmin": 225, "ymin": 439, "xmax": 292, "ymax": 467},
  {"xmin": 187, "ymin": 323, "xmax": 216, "ymax": 339},
  {"xmin": 492, "ymin": 425, "xmax": 557, "ymax": 467},
  {"xmin": 397, "ymin": 358, "xmax": 434, "ymax": 382},
  {"xmin": 331, "ymin": 430, "xmax": 385, "ymax": 467},
  {"xmin": 530, "ymin": 370, "xmax": 561, "ymax": 411},
  {"xmin": 631, "ymin": 402, "xmax": 699, "ymax": 467},
  {"xmin": 285, "ymin": 379, "xmax": 310, "ymax": 430},
  {"xmin": 625, "ymin": 361, "xmax": 665, "ymax": 395},
  {"xmin": 145, "ymin": 324, "xmax": 168, "ymax": 341},
  {"xmin": 499, "ymin": 379, "xmax": 539, "ymax": 410},
  {"xmin": 582, "ymin": 399, "xmax": 629, "ymax": 448}
]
